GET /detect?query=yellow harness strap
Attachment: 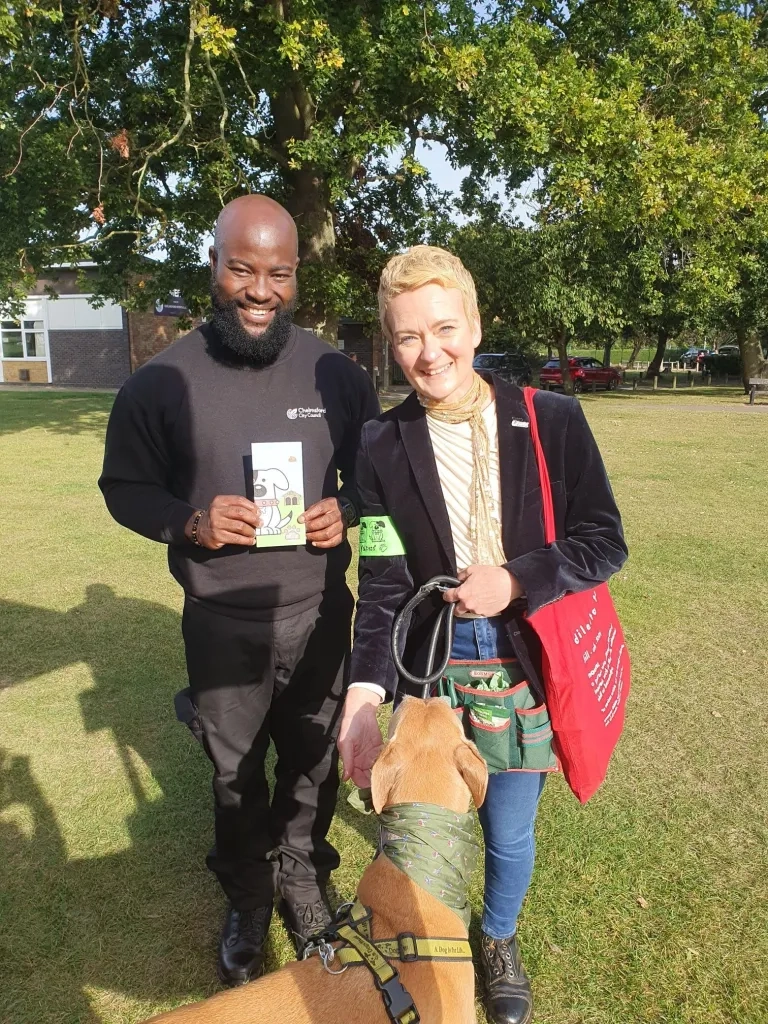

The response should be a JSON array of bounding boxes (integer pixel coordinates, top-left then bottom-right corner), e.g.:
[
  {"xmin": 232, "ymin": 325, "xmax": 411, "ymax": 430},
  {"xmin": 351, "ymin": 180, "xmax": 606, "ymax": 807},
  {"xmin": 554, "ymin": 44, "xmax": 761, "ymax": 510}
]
[
  {"xmin": 335, "ymin": 921, "xmax": 419, "ymax": 1024},
  {"xmin": 334, "ymin": 934, "xmax": 474, "ymax": 965},
  {"xmin": 311, "ymin": 901, "xmax": 472, "ymax": 1024}
]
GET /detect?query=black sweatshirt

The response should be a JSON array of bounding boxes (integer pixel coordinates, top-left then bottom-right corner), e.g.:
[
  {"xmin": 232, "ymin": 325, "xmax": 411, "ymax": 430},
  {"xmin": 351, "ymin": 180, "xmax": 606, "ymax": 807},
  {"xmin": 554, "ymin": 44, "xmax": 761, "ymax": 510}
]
[{"xmin": 99, "ymin": 325, "xmax": 379, "ymax": 620}]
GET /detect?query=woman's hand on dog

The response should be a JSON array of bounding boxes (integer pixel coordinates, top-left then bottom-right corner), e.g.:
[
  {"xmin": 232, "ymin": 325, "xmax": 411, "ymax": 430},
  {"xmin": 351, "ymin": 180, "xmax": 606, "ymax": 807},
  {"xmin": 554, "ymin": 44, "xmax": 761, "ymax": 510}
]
[
  {"xmin": 442, "ymin": 565, "xmax": 524, "ymax": 617},
  {"xmin": 338, "ymin": 688, "xmax": 384, "ymax": 789},
  {"xmin": 300, "ymin": 498, "xmax": 346, "ymax": 548},
  {"xmin": 187, "ymin": 496, "xmax": 261, "ymax": 549}
]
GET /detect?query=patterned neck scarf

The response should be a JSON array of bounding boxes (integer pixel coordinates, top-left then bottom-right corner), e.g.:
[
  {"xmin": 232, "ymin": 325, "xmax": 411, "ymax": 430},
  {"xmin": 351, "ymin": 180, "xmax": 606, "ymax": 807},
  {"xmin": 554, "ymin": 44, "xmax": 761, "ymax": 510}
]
[
  {"xmin": 419, "ymin": 372, "xmax": 506, "ymax": 567},
  {"xmin": 378, "ymin": 802, "xmax": 480, "ymax": 927}
]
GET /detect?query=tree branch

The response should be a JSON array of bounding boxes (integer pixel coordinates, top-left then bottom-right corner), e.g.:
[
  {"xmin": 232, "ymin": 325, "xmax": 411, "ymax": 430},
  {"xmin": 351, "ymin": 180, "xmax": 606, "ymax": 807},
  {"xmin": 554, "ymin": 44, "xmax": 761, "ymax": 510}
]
[
  {"xmin": 133, "ymin": 5, "xmax": 197, "ymax": 213},
  {"xmin": 4, "ymin": 83, "xmax": 70, "ymax": 178},
  {"xmin": 204, "ymin": 51, "xmax": 229, "ymax": 143}
]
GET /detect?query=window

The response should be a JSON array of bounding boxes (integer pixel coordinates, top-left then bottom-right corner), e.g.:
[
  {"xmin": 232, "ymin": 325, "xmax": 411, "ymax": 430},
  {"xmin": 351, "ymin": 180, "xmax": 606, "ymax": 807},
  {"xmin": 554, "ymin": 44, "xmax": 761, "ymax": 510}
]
[{"xmin": 1, "ymin": 319, "xmax": 46, "ymax": 359}]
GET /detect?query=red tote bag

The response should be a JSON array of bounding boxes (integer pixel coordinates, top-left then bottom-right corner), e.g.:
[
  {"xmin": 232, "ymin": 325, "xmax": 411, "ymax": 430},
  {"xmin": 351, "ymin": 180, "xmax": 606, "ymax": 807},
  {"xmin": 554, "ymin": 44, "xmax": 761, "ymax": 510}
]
[{"xmin": 522, "ymin": 387, "xmax": 630, "ymax": 803}]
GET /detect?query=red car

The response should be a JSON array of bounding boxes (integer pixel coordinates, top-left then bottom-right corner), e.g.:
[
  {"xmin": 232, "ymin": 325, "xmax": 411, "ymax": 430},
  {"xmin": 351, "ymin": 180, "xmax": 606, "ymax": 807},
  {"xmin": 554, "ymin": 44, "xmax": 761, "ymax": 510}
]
[{"xmin": 539, "ymin": 357, "xmax": 621, "ymax": 392}]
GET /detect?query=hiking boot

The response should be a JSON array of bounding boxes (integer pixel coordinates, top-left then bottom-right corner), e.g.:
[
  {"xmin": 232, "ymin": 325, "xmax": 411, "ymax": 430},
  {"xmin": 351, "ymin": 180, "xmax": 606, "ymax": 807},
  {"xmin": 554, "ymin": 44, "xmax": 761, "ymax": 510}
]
[
  {"xmin": 217, "ymin": 904, "xmax": 272, "ymax": 987},
  {"xmin": 480, "ymin": 931, "xmax": 533, "ymax": 1024},
  {"xmin": 279, "ymin": 886, "xmax": 333, "ymax": 956}
]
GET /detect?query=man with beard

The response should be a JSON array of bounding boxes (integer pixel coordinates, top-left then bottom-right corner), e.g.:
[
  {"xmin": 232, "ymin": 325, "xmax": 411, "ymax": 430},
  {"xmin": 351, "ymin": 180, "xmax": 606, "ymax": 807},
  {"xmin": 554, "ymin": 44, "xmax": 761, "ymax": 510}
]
[{"xmin": 99, "ymin": 194, "xmax": 379, "ymax": 985}]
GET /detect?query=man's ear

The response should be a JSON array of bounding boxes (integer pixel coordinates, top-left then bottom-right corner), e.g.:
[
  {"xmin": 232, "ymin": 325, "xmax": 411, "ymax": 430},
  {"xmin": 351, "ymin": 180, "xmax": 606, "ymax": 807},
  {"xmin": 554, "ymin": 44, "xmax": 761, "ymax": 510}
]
[
  {"xmin": 370, "ymin": 743, "xmax": 401, "ymax": 815},
  {"xmin": 454, "ymin": 740, "xmax": 488, "ymax": 808}
]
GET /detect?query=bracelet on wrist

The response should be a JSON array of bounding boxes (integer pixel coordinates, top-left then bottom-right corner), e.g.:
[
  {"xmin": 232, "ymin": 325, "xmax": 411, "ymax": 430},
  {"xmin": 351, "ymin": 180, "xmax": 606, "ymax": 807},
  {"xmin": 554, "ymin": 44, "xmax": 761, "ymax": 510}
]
[{"xmin": 191, "ymin": 509, "xmax": 206, "ymax": 547}]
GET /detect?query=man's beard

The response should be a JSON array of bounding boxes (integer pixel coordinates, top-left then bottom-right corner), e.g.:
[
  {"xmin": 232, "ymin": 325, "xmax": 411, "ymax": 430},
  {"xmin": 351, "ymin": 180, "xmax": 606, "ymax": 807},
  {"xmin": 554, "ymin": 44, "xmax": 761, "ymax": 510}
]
[{"xmin": 207, "ymin": 284, "xmax": 297, "ymax": 367}]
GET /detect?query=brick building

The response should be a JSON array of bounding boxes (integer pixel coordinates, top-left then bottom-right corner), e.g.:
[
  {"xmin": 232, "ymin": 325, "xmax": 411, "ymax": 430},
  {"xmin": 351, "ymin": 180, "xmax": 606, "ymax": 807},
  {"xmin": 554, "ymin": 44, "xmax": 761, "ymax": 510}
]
[
  {"xmin": 1, "ymin": 265, "xmax": 388, "ymax": 388},
  {"xmin": 0, "ymin": 264, "xmax": 194, "ymax": 387}
]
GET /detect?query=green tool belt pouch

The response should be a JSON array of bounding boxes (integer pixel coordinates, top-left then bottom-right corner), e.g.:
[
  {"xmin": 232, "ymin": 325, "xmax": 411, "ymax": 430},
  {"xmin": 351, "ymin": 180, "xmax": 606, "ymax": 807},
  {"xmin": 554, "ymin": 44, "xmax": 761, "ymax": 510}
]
[{"xmin": 436, "ymin": 660, "xmax": 558, "ymax": 774}]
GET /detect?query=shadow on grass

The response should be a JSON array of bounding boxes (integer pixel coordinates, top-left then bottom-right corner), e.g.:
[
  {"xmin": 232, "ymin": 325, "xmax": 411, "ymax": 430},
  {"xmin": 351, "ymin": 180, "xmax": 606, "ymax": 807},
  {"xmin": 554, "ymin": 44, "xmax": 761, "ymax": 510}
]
[
  {"xmin": 0, "ymin": 585, "xmax": 223, "ymax": 1022},
  {"xmin": 0, "ymin": 584, "xmax": 370, "ymax": 1022},
  {"xmin": 0, "ymin": 391, "xmax": 114, "ymax": 438}
]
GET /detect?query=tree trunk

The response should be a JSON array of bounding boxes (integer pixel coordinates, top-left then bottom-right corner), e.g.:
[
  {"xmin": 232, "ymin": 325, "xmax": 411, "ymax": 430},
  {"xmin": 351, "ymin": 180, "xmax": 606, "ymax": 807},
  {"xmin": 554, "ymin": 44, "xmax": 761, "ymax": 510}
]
[
  {"xmin": 283, "ymin": 166, "xmax": 338, "ymax": 344},
  {"xmin": 602, "ymin": 339, "xmax": 613, "ymax": 367},
  {"xmin": 646, "ymin": 327, "xmax": 668, "ymax": 378},
  {"xmin": 736, "ymin": 324, "xmax": 768, "ymax": 393},
  {"xmin": 555, "ymin": 325, "xmax": 573, "ymax": 394},
  {"xmin": 628, "ymin": 332, "xmax": 645, "ymax": 367},
  {"xmin": 271, "ymin": 76, "xmax": 338, "ymax": 344}
]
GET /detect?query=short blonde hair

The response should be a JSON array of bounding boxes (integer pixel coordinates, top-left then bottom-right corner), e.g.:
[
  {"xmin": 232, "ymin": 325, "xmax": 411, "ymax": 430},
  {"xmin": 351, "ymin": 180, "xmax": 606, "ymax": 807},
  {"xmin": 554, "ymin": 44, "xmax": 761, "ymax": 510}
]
[{"xmin": 378, "ymin": 245, "xmax": 480, "ymax": 339}]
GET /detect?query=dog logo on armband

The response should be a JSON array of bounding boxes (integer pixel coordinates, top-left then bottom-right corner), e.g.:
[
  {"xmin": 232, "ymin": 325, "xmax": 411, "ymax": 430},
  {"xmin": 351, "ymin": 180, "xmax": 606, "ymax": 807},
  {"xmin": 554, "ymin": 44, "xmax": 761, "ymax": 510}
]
[{"xmin": 359, "ymin": 516, "xmax": 406, "ymax": 557}]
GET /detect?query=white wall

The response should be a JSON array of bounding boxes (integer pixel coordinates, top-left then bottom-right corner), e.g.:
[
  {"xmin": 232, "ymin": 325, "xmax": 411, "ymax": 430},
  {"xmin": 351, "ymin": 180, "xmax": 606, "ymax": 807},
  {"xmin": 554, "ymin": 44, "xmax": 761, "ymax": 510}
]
[{"xmin": 46, "ymin": 295, "xmax": 124, "ymax": 331}]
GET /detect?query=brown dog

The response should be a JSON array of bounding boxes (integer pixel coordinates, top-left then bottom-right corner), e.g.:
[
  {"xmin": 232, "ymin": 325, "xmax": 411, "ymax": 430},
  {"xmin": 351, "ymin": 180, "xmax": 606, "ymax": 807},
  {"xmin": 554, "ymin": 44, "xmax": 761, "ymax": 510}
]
[{"xmin": 145, "ymin": 697, "xmax": 487, "ymax": 1024}]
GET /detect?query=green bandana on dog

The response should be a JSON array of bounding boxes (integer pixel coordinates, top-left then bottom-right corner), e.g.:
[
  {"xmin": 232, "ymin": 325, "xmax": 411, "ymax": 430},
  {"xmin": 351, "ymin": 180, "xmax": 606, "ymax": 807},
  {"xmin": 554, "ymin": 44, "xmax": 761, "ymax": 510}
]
[{"xmin": 378, "ymin": 803, "xmax": 480, "ymax": 927}]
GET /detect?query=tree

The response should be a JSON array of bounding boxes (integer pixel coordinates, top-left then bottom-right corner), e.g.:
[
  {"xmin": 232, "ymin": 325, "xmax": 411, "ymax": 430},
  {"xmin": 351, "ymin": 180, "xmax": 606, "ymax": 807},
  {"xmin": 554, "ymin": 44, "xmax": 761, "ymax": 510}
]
[
  {"xmin": 0, "ymin": 1, "xmax": 536, "ymax": 335},
  {"xmin": 452, "ymin": 210, "xmax": 628, "ymax": 393},
  {"xmin": 3, "ymin": 0, "xmax": 767, "ymax": 365},
  {"xmin": 452, "ymin": 2, "xmax": 768, "ymax": 381}
]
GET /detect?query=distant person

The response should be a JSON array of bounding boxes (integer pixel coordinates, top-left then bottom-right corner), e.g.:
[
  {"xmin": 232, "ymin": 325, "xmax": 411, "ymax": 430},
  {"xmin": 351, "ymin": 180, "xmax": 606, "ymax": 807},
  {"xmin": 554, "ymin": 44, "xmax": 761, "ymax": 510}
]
[{"xmin": 99, "ymin": 195, "xmax": 379, "ymax": 986}]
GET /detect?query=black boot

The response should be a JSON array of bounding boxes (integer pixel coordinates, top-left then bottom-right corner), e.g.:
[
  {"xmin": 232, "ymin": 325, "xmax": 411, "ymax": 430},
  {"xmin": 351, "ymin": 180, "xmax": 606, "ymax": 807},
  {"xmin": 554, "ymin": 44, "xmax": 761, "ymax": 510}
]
[
  {"xmin": 279, "ymin": 886, "xmax": 333, "ymax": 956},
  {"xmin": 217, "ymin": 904, "xmax": 272, "ymax": 987},
  {"xmin": 480, "ymin": 931, "xmax": 533, "ymax": 1024}
]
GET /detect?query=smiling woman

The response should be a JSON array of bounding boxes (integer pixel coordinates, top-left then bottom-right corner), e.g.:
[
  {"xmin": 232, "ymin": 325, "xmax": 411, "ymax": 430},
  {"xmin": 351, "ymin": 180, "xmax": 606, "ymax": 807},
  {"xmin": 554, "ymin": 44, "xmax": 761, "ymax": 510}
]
[
  {"xmin": 338, "ymin": 245, "xmax": 628, "ymax": 1024},
  {"xmin": 379, "ymin": 247, "xmax": 483, "ymax": 405}
]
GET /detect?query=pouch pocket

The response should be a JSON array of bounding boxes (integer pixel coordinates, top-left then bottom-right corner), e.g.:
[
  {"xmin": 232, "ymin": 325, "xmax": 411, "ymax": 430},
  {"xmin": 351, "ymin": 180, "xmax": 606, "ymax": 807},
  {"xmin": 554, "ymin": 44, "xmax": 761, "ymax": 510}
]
[
  {"xmin": 467, "ymin": 706, "xmax": 519, "ymax": 772},
  {"xmin": 453, "ymin": 678, "xmax": 530, "ymax": 702},
  {"xmin": 515, "ymin": 707, "xmax": 558, "ymax": 771}
]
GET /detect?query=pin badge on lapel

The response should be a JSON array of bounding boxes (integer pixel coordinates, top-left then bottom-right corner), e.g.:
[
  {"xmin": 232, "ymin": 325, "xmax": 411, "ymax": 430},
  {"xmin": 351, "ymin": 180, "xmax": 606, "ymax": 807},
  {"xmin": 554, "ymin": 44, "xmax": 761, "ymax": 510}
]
[{"xmin": 511, "ymin": 419, "xmax": 530, "ymax": 429}]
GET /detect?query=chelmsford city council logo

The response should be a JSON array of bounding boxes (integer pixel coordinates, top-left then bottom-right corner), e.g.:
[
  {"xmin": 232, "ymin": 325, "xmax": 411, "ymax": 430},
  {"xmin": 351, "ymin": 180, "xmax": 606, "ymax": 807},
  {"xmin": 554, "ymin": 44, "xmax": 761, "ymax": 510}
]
[{"xmin": 286, "ymin": 407, "xmax": 326, "ymax": 420}]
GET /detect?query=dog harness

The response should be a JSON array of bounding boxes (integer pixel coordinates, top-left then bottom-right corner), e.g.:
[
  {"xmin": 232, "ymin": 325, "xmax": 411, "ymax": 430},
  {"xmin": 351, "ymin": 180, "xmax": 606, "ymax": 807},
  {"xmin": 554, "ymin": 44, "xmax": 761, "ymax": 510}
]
[
  {"xmin": 302, "ymin": 899, "xmax": 473, "ymax": 1024},
  {"xmin": 303, "ymin": 802, "xmax": 480, "ymax": 1024}
]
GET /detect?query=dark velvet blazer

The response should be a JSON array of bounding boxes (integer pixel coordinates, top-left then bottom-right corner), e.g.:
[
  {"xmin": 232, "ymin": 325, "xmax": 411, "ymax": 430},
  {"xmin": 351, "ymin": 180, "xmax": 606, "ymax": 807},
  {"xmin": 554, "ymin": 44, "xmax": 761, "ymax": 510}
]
[{"xmin": 348, "ymin": 374, "xmax": 628, "ymax": 700}]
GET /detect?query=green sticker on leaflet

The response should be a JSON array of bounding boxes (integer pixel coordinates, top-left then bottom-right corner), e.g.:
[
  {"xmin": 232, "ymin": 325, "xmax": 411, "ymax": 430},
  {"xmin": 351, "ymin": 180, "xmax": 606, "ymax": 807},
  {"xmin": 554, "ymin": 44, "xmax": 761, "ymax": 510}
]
[{"xmin": 359, "ymin": 516, "xmax": 406, "ymax": 557}]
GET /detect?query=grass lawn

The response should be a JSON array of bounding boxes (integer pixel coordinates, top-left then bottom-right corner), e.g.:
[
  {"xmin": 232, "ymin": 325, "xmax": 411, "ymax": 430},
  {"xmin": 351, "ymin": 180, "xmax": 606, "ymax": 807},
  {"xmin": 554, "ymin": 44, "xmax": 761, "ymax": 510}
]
[{"xmin": 1, "ymin": 388, "xmax": 766, "ymax": 1024}]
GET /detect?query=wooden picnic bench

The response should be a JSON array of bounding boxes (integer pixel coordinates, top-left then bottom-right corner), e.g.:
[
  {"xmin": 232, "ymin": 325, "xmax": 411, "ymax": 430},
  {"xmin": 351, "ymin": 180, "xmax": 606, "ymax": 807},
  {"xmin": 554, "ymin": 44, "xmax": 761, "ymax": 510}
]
[{"xmin": 749, "ymin": 377, "xmax": 768, "ymax": 405}]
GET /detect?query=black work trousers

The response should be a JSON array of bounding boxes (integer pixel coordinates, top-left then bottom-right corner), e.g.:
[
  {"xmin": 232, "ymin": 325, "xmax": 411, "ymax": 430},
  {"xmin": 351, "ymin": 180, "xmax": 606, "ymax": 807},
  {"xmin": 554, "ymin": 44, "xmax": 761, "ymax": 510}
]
[{"xmin": 181, "ymin": 588, "xmax": 351, "ymax": 910}]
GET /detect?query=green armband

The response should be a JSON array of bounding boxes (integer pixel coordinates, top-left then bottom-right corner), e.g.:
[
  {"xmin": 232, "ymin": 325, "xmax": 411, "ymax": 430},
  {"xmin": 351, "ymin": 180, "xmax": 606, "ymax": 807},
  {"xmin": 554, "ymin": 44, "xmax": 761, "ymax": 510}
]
[{"xmin": 359, "ymin": 516, "xmax": 406, "ymax": 557}]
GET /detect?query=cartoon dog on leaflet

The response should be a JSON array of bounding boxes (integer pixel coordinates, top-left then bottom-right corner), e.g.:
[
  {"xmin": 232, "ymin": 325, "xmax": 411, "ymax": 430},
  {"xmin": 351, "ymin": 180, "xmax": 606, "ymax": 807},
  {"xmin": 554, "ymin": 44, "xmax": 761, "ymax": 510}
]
[{"xmin": 253, "ymin": 468, "xmax": 293, "ymax": 535}]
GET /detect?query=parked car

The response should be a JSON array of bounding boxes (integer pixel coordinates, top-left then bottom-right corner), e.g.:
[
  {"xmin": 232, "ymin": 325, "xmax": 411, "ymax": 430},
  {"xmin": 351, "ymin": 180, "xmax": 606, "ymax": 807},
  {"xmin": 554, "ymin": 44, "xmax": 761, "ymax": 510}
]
[
  {"xmin": 473, "ymin": 351, "xmax": 533, "ymax": 386},
  {"xmin": 680, "ymin": 347, "xmax": 710, "ymax": 369},
  {"xmin": 539, "ymin": 357, "xmax": 622, "ymax": 392}
]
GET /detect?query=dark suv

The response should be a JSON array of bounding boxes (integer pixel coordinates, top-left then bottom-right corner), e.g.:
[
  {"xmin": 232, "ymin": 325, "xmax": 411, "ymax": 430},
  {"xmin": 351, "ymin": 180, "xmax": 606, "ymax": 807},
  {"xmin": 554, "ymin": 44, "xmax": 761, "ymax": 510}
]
[{"xmin": 473, "ymin": 351, "xmax": 533, "ymax": 386}]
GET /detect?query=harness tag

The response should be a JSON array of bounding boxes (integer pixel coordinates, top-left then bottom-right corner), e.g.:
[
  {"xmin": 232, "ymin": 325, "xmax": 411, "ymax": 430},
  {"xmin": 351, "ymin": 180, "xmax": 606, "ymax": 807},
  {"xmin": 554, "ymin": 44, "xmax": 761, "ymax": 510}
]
[{"xmin": 360, "ymin": 516, "xmax": 406, "ymax": 557}]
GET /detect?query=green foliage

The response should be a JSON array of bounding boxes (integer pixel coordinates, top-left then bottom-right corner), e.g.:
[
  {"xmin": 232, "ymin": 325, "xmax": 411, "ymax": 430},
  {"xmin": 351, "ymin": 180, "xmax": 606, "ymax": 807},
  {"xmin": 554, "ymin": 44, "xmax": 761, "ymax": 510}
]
[
  {"xmin": 1, "ymin": 1, "xmax": 767, "ymax": 346},
  {"xmin": 452, "ymin": 2, "xmax": 768, "ymax": 374}
]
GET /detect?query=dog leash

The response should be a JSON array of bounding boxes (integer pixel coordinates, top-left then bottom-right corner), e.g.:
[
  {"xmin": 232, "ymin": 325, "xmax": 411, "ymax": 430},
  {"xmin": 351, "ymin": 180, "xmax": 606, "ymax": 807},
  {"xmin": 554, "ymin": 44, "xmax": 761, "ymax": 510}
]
[{"xmin": 390, "ymin": 575, "xmax": 461, "ymax": 698}]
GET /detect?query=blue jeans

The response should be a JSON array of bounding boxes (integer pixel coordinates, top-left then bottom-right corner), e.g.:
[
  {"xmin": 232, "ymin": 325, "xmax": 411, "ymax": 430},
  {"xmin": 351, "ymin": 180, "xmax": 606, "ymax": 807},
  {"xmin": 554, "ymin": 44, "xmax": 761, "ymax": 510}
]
[{"xmin": 451, "ymin": 616, "xmax": 546, "ymax": 940}]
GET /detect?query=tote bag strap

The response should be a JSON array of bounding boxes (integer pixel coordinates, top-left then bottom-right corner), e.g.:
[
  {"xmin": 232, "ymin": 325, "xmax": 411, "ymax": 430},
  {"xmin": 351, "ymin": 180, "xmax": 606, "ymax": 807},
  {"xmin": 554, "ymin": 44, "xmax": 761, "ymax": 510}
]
[{"xmin": 523, "ymin": 387, "xmax": 556, "ymax": 545}]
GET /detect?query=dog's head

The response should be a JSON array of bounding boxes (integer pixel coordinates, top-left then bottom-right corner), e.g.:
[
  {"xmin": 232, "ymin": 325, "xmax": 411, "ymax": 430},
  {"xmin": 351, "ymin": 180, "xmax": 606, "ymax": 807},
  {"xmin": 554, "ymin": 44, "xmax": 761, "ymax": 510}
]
[
  {"xmin": 370, "ymin": 697, "xmax": 488, "ymax": 815},
  {"xmin": 253, "ymin": 468, "xmax": 289, "ymax": 499}
]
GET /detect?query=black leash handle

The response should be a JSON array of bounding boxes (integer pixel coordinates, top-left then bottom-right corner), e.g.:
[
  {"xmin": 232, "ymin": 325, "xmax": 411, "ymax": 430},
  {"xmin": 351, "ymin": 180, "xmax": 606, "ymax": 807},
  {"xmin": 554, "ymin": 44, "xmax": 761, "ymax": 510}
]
[{"xmin": 390, "ymin": 576, "xmax": 461, "ymax": 698}]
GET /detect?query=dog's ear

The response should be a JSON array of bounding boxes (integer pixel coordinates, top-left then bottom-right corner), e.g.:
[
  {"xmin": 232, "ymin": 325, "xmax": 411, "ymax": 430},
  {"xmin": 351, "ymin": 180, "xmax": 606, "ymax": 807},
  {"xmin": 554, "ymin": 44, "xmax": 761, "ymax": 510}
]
[
  {"xmin": 454, "ymin": 740, "xmax": 488, "ymax": 808},
  {"xmin": 370, "ymin": 742, "xmax": 401, "ymax": 814}
]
